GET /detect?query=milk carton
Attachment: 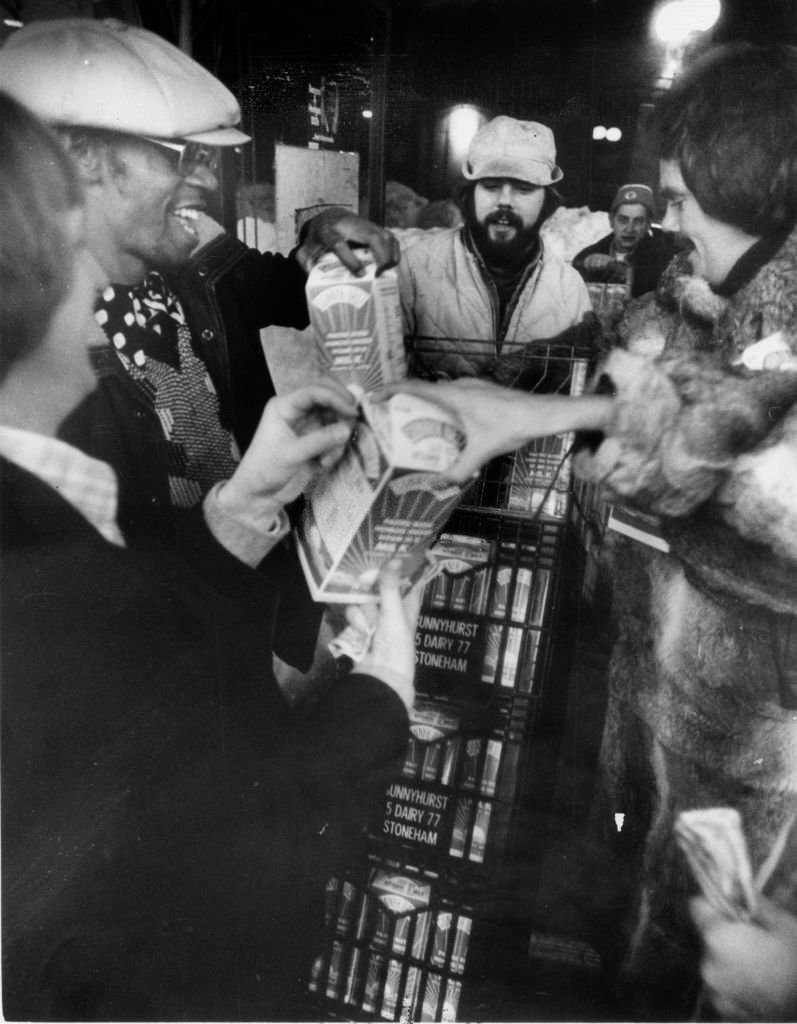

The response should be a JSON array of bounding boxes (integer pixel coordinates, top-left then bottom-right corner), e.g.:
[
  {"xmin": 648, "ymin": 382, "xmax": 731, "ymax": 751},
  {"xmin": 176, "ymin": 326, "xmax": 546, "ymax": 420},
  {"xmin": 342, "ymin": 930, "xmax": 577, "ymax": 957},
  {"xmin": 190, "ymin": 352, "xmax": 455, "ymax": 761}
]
[
  {"xmin": 296, "ymin": 392, "xmax": 466, "ymax": 602},
  {"xmin": 305, "ymin": 250, "xmax": 407, "ymax": 396}
]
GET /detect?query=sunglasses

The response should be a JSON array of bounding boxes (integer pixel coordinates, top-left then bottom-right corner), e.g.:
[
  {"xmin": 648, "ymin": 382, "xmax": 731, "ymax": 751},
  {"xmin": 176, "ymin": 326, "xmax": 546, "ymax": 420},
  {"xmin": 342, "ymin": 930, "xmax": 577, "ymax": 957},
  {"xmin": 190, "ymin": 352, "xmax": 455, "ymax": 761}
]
[{"xmin": 142, "ymin": 137, "xmax": 220, "ymax": 176}]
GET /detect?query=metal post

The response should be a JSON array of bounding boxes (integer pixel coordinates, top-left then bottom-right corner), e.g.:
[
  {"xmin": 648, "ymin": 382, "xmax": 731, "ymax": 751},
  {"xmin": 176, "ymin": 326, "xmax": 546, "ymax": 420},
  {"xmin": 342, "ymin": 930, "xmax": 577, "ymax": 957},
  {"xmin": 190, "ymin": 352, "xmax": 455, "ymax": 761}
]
[
  {"xmin": 367, "ymin": 2, "xmax": 391, "ymax": 224},
  {"xmin": 178, "ymin": 0, "xmax": 192, "ymax": 56}
]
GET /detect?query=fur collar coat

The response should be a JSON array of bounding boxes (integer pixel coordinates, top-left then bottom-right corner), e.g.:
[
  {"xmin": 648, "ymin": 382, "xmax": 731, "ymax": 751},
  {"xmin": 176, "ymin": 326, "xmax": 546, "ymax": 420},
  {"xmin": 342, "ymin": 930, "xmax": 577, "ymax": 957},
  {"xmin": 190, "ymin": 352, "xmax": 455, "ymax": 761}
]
[{"xmin": 572, "ymin": 224, "xmax": 797, "ymax": 1015}]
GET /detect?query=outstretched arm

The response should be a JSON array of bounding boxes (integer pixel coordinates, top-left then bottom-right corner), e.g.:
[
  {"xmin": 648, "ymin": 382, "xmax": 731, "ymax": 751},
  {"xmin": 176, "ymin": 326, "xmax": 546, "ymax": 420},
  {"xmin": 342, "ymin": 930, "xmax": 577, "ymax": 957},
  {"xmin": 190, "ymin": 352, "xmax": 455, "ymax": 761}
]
[{"xmin": 378, "ymin": 377, "xmax": 613, "ymax": 482}]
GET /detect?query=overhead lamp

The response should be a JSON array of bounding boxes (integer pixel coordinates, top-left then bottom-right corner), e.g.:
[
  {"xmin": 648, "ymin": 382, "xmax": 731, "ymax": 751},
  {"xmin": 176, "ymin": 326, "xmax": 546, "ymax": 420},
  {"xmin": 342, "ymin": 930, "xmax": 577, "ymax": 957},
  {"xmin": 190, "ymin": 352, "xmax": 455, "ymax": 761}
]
[
  {"xmin": 652, "ymin": 0, "xmax": 720, "ymax": 44},
  {"xmin": 362, "ymin": 109, "xmax": 373, "ymax": 119},
  {"xmin": 592, "ymin": 125, "xmax": 607, "ymax": 141},
  {"xmin": 447, "ymin": 104, "xmax": 482, "ymax": 158},
  {"xmin": 605, "ymin": 126, "xmax": 622, "ymax": 142}
]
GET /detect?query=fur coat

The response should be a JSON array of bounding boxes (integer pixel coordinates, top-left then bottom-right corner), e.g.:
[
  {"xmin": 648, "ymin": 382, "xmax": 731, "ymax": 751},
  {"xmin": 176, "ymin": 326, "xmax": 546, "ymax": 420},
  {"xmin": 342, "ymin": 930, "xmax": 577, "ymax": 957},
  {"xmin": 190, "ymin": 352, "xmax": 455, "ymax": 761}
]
[{"xmin": 571, "ymin": 226, "xmax": 797, "ymax": 1017}]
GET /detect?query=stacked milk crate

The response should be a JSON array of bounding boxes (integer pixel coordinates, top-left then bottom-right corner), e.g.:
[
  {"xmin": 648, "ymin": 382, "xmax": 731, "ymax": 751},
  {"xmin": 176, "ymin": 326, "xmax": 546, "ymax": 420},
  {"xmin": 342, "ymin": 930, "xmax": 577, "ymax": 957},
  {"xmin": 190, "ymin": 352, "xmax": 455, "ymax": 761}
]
[{"xmin": 302, "ymin": 258, "xmax": 590, "ymax": 1021}]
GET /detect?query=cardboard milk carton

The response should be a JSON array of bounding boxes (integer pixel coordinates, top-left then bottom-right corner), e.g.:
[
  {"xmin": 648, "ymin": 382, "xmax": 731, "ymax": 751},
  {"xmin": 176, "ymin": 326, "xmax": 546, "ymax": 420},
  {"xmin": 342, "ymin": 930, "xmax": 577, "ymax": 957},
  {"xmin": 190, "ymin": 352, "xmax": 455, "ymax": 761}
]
[
  {"xmin": 305, "ymin": 250, "xmax": 407, "ymax": 396},
  {"xmin": 296, "ymin": 392, "xmax": 466, "ymax": 602}
]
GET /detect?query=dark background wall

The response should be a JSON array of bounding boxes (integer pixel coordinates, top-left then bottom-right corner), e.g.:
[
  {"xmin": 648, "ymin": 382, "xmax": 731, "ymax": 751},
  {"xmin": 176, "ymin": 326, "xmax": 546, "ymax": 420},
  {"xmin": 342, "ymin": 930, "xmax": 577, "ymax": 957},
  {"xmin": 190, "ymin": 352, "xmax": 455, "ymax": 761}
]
[{"xmin": 4, "ymin": 0, "xmax": 797, "ymax": 214}]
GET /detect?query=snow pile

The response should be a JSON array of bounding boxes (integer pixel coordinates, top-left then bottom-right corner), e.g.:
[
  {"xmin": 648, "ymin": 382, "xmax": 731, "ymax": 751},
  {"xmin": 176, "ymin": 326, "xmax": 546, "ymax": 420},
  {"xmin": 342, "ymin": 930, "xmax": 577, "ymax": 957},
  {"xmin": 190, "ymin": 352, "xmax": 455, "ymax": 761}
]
[{"xmin": 541, "ymin": 206, "xmax": 611, "ymax": 263}]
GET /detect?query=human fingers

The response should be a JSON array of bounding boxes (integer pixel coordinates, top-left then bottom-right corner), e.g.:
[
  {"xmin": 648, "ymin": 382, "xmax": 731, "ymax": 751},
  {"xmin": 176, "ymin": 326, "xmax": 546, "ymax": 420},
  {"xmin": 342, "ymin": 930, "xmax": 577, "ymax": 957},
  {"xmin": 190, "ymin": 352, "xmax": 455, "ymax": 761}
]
[
  {"xmin": 585, "ymin": 253, "xmax": 610, "ymax": 271},
  {"xmin": 377, "ymin": 558, "xmax": 405, "ymax": 623},
  {"xmin": 282, "ymin": 421, "xmax": 354, "ymax": 466},
  {"xmin": 273, "ymin": 381, "xmax": 358, "ymax": 424},
  {"xmin": 345, "ymin": 602, "xmax": 378, "ymax": 634},
  {"xmin": 318, "ymin": 440, "xmax": 350, "ymax": 470},
  {"xmin": 373, "ymin": 379, "xmax": 456, "ymax": 406},
  {"xmin": 367, "ymin": 228, "xmax": 401, "ymax": 275},
  {"xmin": 332, "ymin": 238, "xmax": 368, "ymax": 276},
  {"xmin": 753, "ymin": 896, "xmax": 792, "ymax": 927},
  {"xmin": 400, "ymin": 577, "xmax": 424, "ymax": 633},
  {"xmin": 689, "ymin": 896, "xmax": 724, "ymax": 935},
  {"xmin": 376, "ymin": 380, "xmax": 433, "ymax": 397},
  {"xmin": 326, "ymin": 217, "xmax": 399, "ymax": 276}
]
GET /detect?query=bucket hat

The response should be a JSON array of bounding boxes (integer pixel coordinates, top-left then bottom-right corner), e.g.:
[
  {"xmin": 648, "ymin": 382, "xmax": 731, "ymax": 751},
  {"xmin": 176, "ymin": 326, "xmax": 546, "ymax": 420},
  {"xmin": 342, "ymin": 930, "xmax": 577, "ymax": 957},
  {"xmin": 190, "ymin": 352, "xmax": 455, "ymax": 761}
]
[{"xmin": 462, "ymin": 116, "xmax": 563, "ymax": 186}]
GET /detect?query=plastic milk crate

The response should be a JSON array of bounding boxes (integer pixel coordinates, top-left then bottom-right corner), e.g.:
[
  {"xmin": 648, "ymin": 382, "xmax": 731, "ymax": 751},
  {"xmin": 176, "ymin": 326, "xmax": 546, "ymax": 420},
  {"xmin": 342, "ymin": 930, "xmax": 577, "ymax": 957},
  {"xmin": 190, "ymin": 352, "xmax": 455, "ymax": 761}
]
[
  {"xmin": 416, "ymin": 510, "xmax": 566, "ymax": 705},
  {"xmin": 306, "ymin": 340, "xmax": 596, "ymax": 1020},
  {"xmin": 366, "ymin": 692, "xmax": 529, "ymax": 877},
  {"xmin": 309, "ymin": 862, "xmax": 475, "ymax": 1022}
]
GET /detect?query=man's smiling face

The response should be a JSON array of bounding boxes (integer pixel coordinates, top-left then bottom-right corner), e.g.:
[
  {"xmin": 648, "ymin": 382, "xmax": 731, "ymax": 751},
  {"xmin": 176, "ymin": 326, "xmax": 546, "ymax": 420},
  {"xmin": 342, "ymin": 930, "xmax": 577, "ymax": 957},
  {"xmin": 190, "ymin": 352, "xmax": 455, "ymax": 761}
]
[{"xmin": 100, "ymin": 135, "xmax": 218, "ymax": 284}]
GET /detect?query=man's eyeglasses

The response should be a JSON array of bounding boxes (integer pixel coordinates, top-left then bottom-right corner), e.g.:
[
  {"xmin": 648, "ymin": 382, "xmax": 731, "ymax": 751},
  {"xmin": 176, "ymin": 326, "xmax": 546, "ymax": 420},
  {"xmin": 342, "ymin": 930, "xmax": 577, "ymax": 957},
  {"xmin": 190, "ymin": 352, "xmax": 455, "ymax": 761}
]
[{"xmin": 142, "ymin": 137, "xmax": 220, "ymax": 176}]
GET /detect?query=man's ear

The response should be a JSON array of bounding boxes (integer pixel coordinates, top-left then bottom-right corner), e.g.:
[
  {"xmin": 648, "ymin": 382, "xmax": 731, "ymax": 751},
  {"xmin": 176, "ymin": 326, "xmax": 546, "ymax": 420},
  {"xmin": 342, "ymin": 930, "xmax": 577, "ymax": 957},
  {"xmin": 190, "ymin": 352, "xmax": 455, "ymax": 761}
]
[{"xmin": 61, "ymin": 135, "xmax": 106, "ymax": 187}]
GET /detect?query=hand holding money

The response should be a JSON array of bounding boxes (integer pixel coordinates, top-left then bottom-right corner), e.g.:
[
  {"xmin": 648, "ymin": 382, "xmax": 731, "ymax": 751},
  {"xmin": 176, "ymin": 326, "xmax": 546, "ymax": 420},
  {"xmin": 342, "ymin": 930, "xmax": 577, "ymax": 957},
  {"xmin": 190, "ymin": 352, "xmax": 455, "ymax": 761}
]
[{"xmin": 675, "ymin": 807, "xmax": 758, "ymax": 921}]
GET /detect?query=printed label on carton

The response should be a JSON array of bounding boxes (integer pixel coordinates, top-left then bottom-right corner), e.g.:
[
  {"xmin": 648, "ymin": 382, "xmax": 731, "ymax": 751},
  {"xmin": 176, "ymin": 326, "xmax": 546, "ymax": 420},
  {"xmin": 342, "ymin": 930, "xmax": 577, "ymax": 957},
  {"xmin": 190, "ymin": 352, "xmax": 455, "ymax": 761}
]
[
  {"xmin": 296, "ymin": 393, "xmax": 466, "ymax": 602},
  {"xmin": 306, "ymin": 250, "xmax": 407, "ymax": 395}
]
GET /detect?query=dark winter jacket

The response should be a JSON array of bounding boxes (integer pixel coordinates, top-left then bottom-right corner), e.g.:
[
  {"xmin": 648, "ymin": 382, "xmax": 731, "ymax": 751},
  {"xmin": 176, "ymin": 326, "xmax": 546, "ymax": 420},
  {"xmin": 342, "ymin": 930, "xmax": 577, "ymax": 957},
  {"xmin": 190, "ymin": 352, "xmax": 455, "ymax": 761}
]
[
  {"xmin": 57, "ymin": 233, "xmax": 319, "ymax": 668},
  {"xmin": 0, "ymin": 457, "xmax": 408, "ymax": 1021},
  {"xmin": 572, "ymin": 228, "xmax": 681, "ymax": 298},
  {"xmin": 61, "ymin": 234, "xmax": 309, "ymax": 543}
]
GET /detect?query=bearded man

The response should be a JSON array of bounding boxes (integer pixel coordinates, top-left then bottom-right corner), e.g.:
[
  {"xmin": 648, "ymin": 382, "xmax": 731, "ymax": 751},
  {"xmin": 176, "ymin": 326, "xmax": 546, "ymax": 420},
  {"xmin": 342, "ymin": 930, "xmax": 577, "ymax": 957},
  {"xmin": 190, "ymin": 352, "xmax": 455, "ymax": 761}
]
[{"xmin": 396, "ymin": 116, "xmax": 593, "ymax": 381}]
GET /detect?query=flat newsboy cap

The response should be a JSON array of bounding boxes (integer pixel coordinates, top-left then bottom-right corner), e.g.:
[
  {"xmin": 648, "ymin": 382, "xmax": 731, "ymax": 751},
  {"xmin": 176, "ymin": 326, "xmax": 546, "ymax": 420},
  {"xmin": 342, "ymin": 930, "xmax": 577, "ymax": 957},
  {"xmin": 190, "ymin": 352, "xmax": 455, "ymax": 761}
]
[
  {"xmin": 462, "ymin": 116, "xmax": 563, "ymax": 186},
  {"xmin": 0, "ymin": 18, "xmax": 249, "ymax": 145},
  {"xmin": 611, "ymin": 183, "xmax": 655, "ymax": 216}
]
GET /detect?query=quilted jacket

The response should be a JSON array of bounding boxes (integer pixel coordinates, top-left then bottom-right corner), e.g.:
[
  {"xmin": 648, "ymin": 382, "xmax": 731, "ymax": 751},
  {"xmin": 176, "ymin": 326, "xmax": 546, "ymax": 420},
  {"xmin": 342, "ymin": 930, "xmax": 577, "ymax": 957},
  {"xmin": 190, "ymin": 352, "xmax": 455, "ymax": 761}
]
[{"xmin": 396, "ymin": 225, "xmax": 593, "ymax": 381}]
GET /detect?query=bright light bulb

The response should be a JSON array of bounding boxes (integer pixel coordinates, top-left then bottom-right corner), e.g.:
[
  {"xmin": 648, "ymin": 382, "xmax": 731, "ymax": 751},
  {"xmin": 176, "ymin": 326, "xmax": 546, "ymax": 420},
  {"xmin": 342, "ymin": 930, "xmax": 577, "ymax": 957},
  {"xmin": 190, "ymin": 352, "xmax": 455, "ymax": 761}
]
[
  {"xmin": 653, "ymin": 0, "xmax": 720, "ymax": 43},
  {"xmin": 692, "ymin": 0, "xmax": 721, "ymax": 31},
  {"xmin": 653, "ymin": 2, "xmax": 687, "ymax": 42},
  {"xmin": 592, "ymin": 125, "xmax": 607, "ymax": 141},
  {"xmin": 361, "ymin": 109, "xmax": 373, "ymax": 119},
  {"xmin": 606, "ymin": 126, "xmax": 622, "ymax": 142},
  {"xmin": 448, "ymin": 105, "xmax": 482, "ymax": 157}
]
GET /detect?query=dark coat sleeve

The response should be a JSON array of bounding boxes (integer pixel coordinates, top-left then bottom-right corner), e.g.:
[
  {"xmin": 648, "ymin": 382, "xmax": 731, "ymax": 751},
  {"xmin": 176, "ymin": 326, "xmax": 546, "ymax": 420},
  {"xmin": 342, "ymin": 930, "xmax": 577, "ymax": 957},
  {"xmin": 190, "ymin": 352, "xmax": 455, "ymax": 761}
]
[
  {"xmin": 572, "ymin": 233, "xmax": 612, "ymax": 276},
  {"xmin": 1, "ymin": 467, "xmax": 408, "ymax": 1020}
]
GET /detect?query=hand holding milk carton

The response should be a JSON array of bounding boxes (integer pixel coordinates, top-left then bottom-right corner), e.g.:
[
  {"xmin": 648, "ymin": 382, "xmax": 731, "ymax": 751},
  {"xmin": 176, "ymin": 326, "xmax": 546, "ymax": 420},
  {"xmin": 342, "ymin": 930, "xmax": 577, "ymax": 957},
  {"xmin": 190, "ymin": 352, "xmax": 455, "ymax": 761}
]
[{"xmin": 298, "ymin": 250, "xmax": 465, "ymax": 602}]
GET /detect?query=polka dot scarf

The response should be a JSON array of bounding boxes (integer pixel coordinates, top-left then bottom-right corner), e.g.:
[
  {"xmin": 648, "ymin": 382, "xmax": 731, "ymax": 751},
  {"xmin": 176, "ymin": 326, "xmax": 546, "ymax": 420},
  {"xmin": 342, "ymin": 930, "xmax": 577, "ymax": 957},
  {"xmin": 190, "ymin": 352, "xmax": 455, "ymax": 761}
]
[{"xmin": 95, "ymin": 271, "xmax": 240, "ymax": 509}]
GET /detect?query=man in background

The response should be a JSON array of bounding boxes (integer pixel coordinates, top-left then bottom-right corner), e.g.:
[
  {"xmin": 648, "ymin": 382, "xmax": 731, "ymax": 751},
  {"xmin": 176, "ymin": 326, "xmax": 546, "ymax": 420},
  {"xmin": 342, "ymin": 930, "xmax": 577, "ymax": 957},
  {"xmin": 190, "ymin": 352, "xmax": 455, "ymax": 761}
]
[{"xmin": 573, "ymin": 182, "xmax": 681, "ymax": 298}]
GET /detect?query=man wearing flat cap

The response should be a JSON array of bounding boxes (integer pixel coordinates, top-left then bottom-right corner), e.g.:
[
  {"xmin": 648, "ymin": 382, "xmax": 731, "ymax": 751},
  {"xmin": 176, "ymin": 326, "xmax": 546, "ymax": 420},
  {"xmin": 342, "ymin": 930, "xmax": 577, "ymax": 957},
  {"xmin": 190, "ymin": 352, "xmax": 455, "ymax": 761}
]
[
  {"xmin": 573, "ymin": 182, "xmax": 682, "ymax": 298},
  {"xmin": 0, "ymin": 17, "xmax": 397, "ymax": 671},
  {"xmin": 396, "ymin": 115, "xmax": 593, "ymax": 380}
]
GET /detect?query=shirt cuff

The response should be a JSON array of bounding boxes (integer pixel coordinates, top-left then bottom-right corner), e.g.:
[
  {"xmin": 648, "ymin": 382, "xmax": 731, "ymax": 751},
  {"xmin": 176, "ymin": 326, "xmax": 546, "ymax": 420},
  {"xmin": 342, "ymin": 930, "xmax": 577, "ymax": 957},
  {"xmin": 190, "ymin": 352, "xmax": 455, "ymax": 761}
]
[{"xmin": 203, "ymin": 481, "xmax": 290, "ymax": 567}]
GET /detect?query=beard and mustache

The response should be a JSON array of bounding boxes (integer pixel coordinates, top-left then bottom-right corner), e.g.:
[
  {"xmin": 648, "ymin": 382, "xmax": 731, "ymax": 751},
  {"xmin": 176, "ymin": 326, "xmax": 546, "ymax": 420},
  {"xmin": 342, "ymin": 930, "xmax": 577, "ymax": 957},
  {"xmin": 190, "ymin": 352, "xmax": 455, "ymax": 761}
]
[{"xmin": 468, "ymin": 207, "xmax": 542, "ymax": 267}]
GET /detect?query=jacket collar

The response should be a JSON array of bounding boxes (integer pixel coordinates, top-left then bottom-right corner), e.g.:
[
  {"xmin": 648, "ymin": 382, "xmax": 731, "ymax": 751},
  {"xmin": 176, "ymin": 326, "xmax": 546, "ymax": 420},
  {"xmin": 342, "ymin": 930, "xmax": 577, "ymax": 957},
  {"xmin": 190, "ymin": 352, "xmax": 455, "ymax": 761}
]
[{"xmin": 713, "ymin": 222, "xmax": 795, "ymax": 297}]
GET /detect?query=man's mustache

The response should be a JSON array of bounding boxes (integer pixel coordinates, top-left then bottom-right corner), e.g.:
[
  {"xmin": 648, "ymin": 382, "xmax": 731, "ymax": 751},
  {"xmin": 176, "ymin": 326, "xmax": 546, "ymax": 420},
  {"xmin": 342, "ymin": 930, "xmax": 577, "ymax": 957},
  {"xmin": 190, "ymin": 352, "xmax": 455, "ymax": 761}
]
[{"xmin": 485, "ymin": 210, "xmax": 524, "ymax": 231}]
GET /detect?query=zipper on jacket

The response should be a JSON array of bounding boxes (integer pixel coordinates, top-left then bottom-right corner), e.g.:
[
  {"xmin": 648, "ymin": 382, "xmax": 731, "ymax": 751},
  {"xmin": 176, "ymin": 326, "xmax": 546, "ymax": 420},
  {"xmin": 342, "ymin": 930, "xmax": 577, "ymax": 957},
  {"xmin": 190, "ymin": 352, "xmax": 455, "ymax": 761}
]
[{"xmin": 464, "ymin": 227, "xmax": 542, "ymax": 351}]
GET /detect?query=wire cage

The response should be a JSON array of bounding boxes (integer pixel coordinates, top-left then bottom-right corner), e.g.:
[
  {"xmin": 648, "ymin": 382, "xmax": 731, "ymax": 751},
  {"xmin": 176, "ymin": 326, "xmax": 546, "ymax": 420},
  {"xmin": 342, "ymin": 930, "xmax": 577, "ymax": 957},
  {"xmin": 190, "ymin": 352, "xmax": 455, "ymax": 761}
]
[{"xmin": 408, "ymin": 332, "xmax": 598, "ymax": 521}]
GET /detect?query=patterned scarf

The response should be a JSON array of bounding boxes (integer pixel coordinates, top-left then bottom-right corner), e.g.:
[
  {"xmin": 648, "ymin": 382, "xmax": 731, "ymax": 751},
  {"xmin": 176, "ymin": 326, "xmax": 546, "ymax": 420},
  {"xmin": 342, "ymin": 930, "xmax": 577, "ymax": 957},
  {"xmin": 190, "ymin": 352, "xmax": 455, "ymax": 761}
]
[{"xmin": 95, "ymin": 271, "xmax": 239, "ymax": 508}]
